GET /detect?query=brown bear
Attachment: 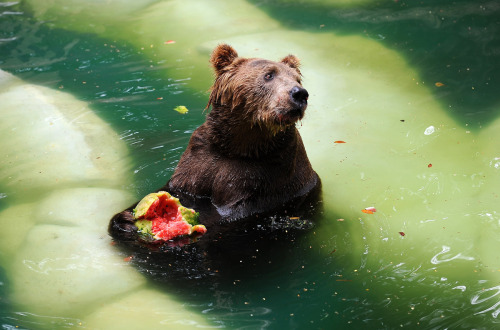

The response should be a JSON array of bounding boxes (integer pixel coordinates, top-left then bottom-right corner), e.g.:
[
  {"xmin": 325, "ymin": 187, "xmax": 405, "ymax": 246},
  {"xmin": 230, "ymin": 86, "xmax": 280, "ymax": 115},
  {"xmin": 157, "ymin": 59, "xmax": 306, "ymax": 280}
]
[
  {"xmin": 168, "ymin": 44, "xmax": 319, "ymax": 219},
  {"xmin": 109, "ymin": 44, "xmax": 320, "ymax": 243}
]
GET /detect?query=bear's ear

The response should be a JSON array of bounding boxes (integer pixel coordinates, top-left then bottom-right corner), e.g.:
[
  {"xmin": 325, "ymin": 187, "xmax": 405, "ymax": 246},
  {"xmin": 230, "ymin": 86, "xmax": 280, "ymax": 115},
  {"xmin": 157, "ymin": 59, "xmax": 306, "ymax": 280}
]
[
  {"xmin": 281, "ymin": 55, "xmax": 301, "ymax": 73},
  {"xmin": 210, "ymin": 44, "xmax": 239, "ymax": 75}
]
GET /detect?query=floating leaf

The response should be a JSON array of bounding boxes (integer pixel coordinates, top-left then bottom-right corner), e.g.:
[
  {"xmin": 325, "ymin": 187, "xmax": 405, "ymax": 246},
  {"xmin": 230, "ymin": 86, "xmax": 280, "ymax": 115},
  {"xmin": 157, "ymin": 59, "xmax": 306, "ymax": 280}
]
[
  {"xmin": 399, "ymin": 231, "xmax": 406, "ymax": 237},
  {"xmin": 334, "ymin": 140, "xmax": 346, "ymax": 143},
  {"xmin": 173, "ymin": 105, "xmax": 189, "ymax": 114}
]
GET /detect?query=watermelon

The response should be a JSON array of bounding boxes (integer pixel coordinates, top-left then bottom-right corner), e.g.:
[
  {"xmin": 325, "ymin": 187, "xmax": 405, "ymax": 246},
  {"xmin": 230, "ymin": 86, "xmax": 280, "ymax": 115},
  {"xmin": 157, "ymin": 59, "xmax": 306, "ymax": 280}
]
[{"xmin": 133, "ymin": 191, "xmax": 206, "ymax": 241}]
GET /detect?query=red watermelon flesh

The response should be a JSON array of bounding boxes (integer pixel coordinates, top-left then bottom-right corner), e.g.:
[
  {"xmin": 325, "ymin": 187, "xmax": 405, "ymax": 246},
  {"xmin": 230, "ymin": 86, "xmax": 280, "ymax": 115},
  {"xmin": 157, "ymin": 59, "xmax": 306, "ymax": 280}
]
[
  {"xmin": 153, "ymin": 220, "xmax": 192, "ymax": 241},
  {"xmin": 134, "ymin": 191, "xmax": 206, "ymax": 242},
  {"xmin": 145, "ymin": 194, "xmax": 181, "ymax": 222},
  {"xmin": 145, "ymin": 194, "xmax": 187, "ymax": 240}
]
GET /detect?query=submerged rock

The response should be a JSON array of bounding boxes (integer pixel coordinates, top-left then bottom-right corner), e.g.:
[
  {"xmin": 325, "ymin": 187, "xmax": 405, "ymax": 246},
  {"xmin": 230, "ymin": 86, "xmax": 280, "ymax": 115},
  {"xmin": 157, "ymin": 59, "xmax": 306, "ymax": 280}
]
[{"xmin": 0, "ymin": 70, "xmax": 213, "ymax": 327}]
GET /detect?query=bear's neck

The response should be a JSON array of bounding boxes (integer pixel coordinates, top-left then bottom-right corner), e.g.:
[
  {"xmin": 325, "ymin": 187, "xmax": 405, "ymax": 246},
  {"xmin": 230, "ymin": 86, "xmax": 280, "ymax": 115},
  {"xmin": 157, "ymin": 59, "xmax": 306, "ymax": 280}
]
[{"xmin": 206, "ymin": 104, "xmax": 298, "ymax": 159}]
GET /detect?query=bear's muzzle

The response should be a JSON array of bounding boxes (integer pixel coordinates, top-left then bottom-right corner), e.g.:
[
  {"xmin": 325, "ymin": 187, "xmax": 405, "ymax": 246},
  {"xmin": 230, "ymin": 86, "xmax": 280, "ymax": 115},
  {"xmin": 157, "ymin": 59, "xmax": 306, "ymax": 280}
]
[{"xmin": 290, "ymin": 86, "xmax": 309, "ymax": 110}]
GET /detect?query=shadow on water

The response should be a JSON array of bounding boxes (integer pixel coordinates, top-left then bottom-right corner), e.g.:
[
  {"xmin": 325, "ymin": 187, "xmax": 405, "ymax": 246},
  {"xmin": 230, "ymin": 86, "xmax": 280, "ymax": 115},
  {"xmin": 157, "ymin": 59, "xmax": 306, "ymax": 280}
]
[
  {"xmin": 250, "ymin": 0, "xmax": 500, "ymax": 128},
  {"xmin": 108, "ymin": 186, "xmax": 329, "ymax": 328},
  {"xmin": 109, "ymin": 180, "xmax": 323, "ymax": 281}
]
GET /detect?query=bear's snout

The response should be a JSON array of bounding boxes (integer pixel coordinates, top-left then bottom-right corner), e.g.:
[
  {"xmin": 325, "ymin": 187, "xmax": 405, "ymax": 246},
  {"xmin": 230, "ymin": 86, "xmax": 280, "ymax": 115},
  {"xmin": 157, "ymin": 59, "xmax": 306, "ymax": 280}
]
[{"xmin": 290, "ymin": 86, "xmax": 309, "ymax": 109}]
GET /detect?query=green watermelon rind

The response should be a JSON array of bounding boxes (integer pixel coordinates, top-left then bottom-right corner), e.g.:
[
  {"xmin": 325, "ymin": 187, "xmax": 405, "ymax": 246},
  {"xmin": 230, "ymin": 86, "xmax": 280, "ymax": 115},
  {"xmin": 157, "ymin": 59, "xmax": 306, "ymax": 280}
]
[
  {"xmin": 179, "ymin": 206, "xmax": 200, "ymax": 225},
  {"xmin": 135, "ymin": 219, "xmax": 152, "ymax": 234},
  {"xmin": 132, "ymin": 191, "xmax": 204, "ymax": 241},
  {"xmin": 133, "ymin": 191, "xmax": 179, "ymax": 219},
  {"xmin": 135, "ymin": 219, "xmax": 156, "ymax": 241}
]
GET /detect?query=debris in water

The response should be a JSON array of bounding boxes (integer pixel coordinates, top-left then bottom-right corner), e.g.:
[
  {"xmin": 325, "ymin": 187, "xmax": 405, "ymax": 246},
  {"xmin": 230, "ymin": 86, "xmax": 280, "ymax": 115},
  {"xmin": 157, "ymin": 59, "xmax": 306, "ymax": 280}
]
[
  {"xmin": 362, "ymin": 206, "xmax": 377, "ymax": 214},
  {"xmin": 173, "ymin": 105, "xmax": 189, "ymax": 114},
  {"xmin": 424, "ymin": 126, "xmax": 435, "ymax": 135}
]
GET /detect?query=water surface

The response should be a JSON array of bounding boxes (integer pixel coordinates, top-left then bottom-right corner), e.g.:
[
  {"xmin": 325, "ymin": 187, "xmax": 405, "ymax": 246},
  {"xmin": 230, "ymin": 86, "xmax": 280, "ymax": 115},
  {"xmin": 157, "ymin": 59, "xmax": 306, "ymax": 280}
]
[{"xmin": 1, "ymin": 0, "xmax": 499, "ymax": 329}]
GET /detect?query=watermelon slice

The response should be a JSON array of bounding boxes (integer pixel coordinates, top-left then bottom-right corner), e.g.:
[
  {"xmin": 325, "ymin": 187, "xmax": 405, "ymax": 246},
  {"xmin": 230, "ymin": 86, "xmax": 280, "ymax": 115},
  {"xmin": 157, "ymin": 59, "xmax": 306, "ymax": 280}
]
[{"xmin": 133, "ymin": 191, "xmax": 206, "ymax": 241}]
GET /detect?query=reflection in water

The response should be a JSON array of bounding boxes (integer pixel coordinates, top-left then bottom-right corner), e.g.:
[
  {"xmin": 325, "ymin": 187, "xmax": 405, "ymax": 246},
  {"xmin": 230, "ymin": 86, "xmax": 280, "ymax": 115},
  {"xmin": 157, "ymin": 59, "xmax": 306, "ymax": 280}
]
[
  {"xmin": 10, "ymin": 312, "xmax": 83, "ymax": 329},
  {"xmin": 472, "ymin": 285, "xmax": 500, "ymax": 318},
  {"xmin": 430, "ymin": 245, "xmax": 475, "ymax": 265}
]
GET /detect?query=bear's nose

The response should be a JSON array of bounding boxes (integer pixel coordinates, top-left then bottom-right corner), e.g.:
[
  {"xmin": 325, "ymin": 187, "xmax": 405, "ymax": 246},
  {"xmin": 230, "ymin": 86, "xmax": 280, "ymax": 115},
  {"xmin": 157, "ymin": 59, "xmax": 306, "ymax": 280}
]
[{"xmin": 290, "ymin": 86, "xmax": 309, "ymax": 106}]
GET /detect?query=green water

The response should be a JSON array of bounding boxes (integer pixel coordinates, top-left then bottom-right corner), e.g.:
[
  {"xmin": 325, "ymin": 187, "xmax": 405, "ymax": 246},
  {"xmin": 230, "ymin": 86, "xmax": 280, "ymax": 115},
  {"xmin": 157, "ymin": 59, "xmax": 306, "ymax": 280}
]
[
  {"xmin": 1, "ymin": 0, "xmax": 499, "ymax": 329},
  {"xmin": 0, "ymin": 14, "xmax": 201, "ymax": 195},
  {"xmin": 253, "ymin": 0, "xmax": 500, "ymax": 126}
]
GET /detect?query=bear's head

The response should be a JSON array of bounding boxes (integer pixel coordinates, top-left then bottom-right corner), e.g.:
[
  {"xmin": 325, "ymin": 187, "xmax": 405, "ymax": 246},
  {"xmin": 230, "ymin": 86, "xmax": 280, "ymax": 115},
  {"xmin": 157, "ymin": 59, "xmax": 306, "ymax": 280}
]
[{"xmin": 207, "ymin": 44, "xmax": 309, "ymax": 133}]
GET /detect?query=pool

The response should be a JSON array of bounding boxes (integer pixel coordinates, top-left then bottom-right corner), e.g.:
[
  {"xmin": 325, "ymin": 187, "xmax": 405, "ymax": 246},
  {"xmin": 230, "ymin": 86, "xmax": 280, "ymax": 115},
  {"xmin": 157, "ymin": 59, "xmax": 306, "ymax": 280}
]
[{"xmin": 1, "ymin": 0, "xmax": 499, "ymax": 328}]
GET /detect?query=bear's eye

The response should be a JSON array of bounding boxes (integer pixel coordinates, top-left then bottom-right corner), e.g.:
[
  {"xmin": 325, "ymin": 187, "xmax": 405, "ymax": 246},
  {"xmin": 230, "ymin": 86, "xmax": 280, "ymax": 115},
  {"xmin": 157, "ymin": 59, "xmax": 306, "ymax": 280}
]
[{"xmin": 264, "ymin": 72, "xmax": 275, "ymax": 81}]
